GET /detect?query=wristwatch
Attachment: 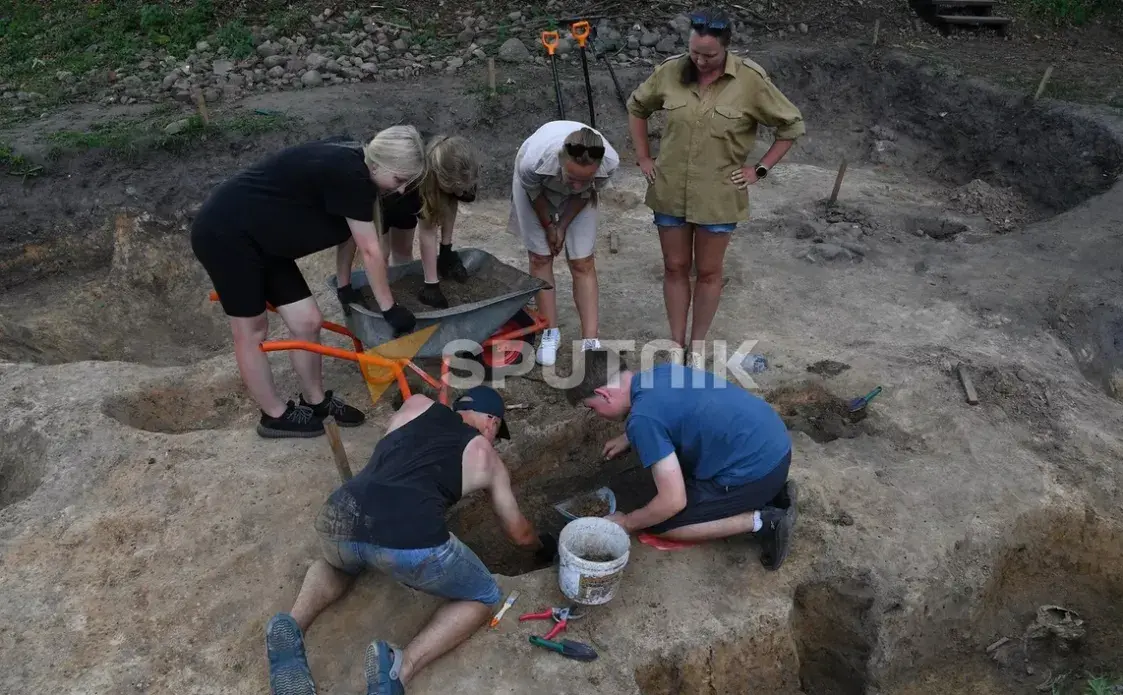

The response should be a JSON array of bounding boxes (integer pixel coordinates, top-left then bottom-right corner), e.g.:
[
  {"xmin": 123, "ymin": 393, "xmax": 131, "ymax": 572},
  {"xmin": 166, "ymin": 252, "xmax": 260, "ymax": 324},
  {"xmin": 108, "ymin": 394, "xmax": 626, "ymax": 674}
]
[{"xmin": 754, "ymin": 163, "xmax": 769, "ymax": 179}]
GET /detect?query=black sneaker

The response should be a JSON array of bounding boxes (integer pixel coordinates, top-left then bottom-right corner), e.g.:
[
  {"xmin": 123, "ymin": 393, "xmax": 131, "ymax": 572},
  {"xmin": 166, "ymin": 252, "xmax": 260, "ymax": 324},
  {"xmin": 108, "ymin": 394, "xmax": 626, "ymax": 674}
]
[
  {"xmin": 301, "ymin": 390, "xmax": 366, "ymax": 427},
  {"xmin": 757, "ymin": 480, "xmax": 798, "ymax": 571},
  {"xmin": 257, "ymin": 401, "xmax": 325, "ymax": 439}
]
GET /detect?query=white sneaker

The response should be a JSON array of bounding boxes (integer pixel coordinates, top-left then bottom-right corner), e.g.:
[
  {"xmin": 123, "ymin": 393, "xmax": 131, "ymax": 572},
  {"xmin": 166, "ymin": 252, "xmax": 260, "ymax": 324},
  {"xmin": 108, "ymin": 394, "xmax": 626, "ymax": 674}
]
[
  {"xmin": 581, "ymin": 338, "xmax": 601, "ymax": 351},
  {"xmin": 686, "ymin": 351, "xmax": 705, "ymax": 369},
  {"xmin": 537, "ymin": 328, "xmax": 561, "ymax": 366}
]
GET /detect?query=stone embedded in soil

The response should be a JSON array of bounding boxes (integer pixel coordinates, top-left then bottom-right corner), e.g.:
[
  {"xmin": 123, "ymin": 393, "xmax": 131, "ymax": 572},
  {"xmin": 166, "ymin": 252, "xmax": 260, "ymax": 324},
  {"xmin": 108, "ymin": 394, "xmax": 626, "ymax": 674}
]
[{"xmin": 498, "ymin": 38, "xmax": 530, "ymax": 62}]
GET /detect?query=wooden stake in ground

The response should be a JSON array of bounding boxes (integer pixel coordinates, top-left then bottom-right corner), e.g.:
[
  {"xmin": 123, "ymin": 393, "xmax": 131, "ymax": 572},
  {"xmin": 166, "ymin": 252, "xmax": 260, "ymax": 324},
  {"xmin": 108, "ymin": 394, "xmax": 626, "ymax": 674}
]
[
  {"xmin": 956, "ymin": 363, "xmax": 979, "ymax": 405},
  {"xmin": 487, "ymin": 58, "xmax": 497, "ymax": 97},
  {"xmin": 609, "ymin": 230, "xmax": 619, "ymax": 253},
  {"xmin": 323, "ymin": 416, "xmax": 354, "ymax": 482},
  {"xmin": 193, "ymin": 89, "xmax": 210, "ymax": 125},
  {"xmin": 1033, "ymin": 65, "xmax": 1054, "ymax": 101},
  {"xmin": 872, "ymin": 19, "xmax": 881, "ymax": 46},
  {"xmin": 828, "ymin": 158, "xmax": 848, "ymax": 205}
]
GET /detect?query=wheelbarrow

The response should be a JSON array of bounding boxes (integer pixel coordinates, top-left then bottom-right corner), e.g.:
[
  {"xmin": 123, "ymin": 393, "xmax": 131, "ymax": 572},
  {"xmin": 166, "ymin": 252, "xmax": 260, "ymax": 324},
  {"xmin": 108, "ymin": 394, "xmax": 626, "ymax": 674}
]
[{"xmin": 208, "ymin": 248, "xmax": 551, "ymax": 406}]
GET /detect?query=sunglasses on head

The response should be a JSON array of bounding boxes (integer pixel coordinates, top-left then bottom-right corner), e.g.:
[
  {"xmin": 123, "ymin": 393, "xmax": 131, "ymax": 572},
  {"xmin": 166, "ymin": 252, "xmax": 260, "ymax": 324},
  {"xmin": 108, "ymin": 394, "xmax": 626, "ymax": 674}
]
[
  {"xmin": 690, "ymin": 13, "xmax": 730, "ymax": 32},
  {"xmin": 565, "ymin": 142, "xmax": 605, "ymax": 159}
]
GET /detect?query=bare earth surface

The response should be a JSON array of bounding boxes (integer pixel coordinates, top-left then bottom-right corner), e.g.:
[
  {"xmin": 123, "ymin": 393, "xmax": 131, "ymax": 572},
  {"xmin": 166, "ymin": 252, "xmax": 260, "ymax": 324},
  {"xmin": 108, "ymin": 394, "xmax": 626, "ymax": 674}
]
[{"xmin": 2, "ymin": 8, "xmax": 1123, "ymax": 695}]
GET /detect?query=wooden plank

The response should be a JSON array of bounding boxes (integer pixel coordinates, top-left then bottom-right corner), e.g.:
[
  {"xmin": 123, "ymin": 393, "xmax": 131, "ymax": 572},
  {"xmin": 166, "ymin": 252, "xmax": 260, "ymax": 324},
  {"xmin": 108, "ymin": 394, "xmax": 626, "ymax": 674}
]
[
  {"xmin": 609, "ymin": 230, "xmax": 619, "ymax": 254},
  {"xmin": 937, "ymin": 14, "xmax": 1012, "ymax": 24},
  {"xmin": 1033, "ymin": 65, "xmax": 1054, "ymax": 100},
  {"xmin": 956, "ymin": 363, "xmax": 979, "ymax": 405},
  {"xmin": 828, "ymin": 158, "xmax": 848, "ymax": 205}
]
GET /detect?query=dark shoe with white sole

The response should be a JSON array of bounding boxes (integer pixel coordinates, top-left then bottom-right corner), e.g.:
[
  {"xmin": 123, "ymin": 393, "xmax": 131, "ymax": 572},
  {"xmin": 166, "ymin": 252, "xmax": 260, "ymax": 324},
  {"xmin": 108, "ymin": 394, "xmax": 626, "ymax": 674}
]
[
  {"xmin": 757, "ymin": 480, "xmax": 798, "ymax": 571},
  {"xmin": 257, "ymin": 401, "xmax": 325, "ymax": 439},
  {"xmin": 266, "ymin": 613, "xmax": 317, "ymax": 695},
  {"xmin": 365, "ymin": 639, "xmax": 406, "ymax": 695}
]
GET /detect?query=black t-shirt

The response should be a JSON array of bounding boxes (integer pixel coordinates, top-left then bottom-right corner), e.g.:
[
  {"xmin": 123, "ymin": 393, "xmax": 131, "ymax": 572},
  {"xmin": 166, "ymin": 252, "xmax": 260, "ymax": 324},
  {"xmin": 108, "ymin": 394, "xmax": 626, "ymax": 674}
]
[
  {"xmin": 210, "ymin": 138, "xmax": 379, "ymax": 259},
  {"xmin": 321, "ymin": 401, "xmax": 481, "ymax": 549}
]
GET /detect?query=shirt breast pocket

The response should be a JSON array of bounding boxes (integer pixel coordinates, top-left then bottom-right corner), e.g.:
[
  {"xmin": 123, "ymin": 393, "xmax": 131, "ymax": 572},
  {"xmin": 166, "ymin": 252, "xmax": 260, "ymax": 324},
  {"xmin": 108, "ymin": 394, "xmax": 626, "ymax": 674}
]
[
  {"xmin": 663, "ymin": 98, "xmax": 690, "ymax": 126},
  {"xmin": 710, "ymin": 104, "xmax": 754, "ymax": 141}
]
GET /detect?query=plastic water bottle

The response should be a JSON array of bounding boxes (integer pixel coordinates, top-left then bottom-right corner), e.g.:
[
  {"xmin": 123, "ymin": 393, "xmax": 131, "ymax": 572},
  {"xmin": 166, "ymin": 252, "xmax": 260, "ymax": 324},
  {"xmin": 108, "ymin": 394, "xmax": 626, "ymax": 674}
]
[{"xmin": 741, "ymin": 353, "xmax": 768, "ymax": 373}]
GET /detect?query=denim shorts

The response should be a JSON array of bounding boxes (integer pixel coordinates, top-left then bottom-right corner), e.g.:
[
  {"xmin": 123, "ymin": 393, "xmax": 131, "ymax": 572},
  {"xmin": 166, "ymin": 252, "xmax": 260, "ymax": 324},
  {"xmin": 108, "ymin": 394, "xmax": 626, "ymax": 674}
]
[
  {"xmin": 653, "ymin": 212, "xmax": 738, "ymax": 234},
  {"xmin": 319, "ymin": 532, "xmax": 502, "ymax": 606}
]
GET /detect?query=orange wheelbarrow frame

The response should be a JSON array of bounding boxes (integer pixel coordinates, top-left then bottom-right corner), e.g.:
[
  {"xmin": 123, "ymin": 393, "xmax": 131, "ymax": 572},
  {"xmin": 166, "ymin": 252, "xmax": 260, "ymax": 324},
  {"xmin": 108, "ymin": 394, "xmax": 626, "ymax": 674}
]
[{"xmin": 207, "ymin": 291, "xmax": 548, "ymax": 406}]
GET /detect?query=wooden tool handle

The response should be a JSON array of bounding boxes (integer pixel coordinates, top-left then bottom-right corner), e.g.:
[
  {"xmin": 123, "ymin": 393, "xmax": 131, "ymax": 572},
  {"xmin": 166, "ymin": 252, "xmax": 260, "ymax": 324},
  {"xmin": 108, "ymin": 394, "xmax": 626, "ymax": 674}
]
[{"xmin": 323, "ymin": 416, "xmax": 354, "ymax": 481}]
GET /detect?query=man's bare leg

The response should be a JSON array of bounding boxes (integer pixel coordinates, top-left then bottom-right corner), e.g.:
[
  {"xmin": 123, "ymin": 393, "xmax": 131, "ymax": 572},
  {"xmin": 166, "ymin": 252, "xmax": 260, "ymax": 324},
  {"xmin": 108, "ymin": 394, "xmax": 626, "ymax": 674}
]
[
  {"xmin": 369, "ymin": 600, "xmax": 492, "ymax": 688},
  {"xmin": 399, "ymin": 600, "xmax": 492, "ymax": 684},
  {"xmin": 289, "ymin": 559, "xmax": 356, "ymax": 632},
  {"xmin": 654, "ymin": 512, "xmax": 759, "ymax": 542}
]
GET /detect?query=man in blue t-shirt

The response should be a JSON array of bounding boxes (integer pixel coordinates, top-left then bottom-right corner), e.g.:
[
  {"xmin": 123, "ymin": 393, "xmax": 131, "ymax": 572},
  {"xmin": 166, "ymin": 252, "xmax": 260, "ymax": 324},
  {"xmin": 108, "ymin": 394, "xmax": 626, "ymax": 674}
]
[{"xmin": 566, "ymin": 349, "xmax": 798, "ymax": 570}]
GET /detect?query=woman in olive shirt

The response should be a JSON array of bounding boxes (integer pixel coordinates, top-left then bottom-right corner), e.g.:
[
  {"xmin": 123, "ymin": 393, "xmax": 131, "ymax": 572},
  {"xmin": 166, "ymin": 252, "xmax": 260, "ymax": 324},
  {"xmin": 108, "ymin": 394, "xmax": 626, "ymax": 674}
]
[{"xmin": 627, "ymin": 8, "xmax": 805, "ymax": 368}]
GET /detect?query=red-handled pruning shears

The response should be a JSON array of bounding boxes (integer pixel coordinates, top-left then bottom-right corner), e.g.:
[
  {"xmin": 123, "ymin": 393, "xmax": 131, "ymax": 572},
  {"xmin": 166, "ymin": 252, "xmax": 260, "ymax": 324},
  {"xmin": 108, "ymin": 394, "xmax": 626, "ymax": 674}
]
[{"xmin": 519, "ymin": 606, "xmax": 581, "ymax": 641}]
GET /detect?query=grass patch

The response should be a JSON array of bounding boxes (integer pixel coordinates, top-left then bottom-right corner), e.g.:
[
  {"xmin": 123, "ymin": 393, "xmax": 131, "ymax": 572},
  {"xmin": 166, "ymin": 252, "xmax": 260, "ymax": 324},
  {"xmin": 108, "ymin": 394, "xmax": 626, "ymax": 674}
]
[
  {"xmin": 1048, "ymin": 672, "xmax": 1122, "ymax": 695},
  {"xmin": 1017, "ymin": 0, "xmax": 1120, "ymax": 25},
  {"xmin": 0, "ymin": 140, "xmax": 40, "ymax": 177},
  {"xmin": 41, "ymin": 109, "xmax": 297, "ymax": 160}
]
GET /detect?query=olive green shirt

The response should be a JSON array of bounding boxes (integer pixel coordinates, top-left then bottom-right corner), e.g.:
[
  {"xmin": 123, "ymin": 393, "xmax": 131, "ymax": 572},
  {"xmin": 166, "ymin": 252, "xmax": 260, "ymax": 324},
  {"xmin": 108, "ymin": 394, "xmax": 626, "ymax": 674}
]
[{"xmin": 627, "ymin": 52, "xmax": 806, "ymax": 224}]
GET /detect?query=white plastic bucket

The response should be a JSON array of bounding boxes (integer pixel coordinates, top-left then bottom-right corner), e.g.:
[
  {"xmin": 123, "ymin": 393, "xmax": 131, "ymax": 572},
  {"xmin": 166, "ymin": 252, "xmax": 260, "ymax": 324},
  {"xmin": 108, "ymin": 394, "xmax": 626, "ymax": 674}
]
[{"xmin": 557, "ymin": 517, "xmax": 631, "ymax": 606}]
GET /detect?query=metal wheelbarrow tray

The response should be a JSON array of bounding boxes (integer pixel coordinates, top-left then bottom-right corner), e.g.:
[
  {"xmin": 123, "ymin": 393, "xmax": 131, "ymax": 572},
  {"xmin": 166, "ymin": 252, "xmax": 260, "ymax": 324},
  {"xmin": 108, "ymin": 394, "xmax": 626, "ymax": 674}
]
[{"xmin": 327, "ymin": 248, "xmax": 550, "ymax": 360}]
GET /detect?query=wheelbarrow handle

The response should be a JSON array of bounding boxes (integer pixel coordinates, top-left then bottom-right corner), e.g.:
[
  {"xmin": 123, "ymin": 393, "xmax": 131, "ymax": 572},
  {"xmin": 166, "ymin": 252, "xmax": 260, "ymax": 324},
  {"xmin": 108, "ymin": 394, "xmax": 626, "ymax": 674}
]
[
  {"xmin": 540, "ymin": 30, "xmax": 559, "ymax": 55},
  {"xmin": 570, "ymin": 20, "xmax": 590, "ymax": 47}
]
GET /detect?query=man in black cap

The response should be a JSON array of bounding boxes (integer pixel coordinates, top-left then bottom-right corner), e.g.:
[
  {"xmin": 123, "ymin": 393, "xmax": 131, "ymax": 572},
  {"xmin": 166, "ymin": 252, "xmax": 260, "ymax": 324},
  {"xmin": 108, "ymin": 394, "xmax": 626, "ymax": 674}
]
[{"xmin": 265, "ymin": 386, "xmax": 549, "ymax": 695}]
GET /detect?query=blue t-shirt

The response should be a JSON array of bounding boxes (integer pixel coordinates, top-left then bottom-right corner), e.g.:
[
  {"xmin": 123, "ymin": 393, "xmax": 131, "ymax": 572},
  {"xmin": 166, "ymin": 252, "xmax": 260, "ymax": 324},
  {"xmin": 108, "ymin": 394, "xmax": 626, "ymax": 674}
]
[{"xmin": 625, "ymin": 364, "xmax": 791, "ymax": 486}]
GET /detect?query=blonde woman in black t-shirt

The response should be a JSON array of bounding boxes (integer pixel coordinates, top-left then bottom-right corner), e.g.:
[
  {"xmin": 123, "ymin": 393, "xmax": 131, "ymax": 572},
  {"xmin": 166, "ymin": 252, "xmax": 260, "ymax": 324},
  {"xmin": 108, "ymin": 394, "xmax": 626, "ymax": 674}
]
[
  {"xmin": 375, "ymin": 134, "xmax": 481, "ymax": 308},
  {"xmin": 191, "ymin": 125, "xmax": 426, "ymax": 439}
]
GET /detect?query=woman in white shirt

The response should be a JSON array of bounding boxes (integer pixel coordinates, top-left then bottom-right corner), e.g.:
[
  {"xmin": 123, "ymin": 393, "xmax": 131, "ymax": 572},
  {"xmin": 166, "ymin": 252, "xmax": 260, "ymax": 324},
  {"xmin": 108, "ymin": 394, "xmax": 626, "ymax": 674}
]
[{"xmin": 508, "ymin": 120, "xmax": 620, "ymax": 366}]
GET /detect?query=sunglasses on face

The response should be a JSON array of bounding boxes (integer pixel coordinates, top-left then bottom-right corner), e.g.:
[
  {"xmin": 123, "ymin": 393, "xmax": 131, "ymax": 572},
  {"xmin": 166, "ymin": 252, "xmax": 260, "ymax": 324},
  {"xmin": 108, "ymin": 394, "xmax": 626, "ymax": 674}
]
[
  {"xmin": 690, "ymin": 13, "xmax": 730, "ymax": 32},
  {"xmin": 564, "ymin": 142, "xmax": 605, "ymax": 160}
]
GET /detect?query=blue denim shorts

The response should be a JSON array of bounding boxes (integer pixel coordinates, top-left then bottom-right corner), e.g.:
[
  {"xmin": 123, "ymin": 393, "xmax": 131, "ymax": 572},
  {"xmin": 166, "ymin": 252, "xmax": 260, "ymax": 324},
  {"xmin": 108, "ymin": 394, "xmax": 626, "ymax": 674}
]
[
  {"xmin": 319, "ymin": 533, "xmax": 502, "ymax": 606},
  {"xmin": 653, "ymin": 212, "xmax": 738, "ymax": 234}
]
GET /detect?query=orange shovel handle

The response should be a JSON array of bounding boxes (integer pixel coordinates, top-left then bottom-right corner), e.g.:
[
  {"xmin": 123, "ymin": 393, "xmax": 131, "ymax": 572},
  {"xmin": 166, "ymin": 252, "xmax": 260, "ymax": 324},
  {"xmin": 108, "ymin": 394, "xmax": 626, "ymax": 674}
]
[
  {"xmin": 540, "ymin": 30, "xmax": 559, "ymax": 55},
  {"xmin": 570, "ymin": 20, "xmax": 590, "ymax": 47}
]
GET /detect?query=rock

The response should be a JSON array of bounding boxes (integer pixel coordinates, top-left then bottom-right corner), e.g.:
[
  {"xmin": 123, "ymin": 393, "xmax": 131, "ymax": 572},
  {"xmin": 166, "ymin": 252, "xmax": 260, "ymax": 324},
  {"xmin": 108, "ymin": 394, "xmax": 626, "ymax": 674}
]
[
  {"xmin": 799, "ymin": 22, "xmax": 809, "ymax": 34},
  {"xmin": 203, "ymin": 87, "xmax": 221, "ymax": 103},
  {"xmin": 164, "ymin": 118, "xmax": 192, "ymax": 135},
  {"xmin": 803, "ymin": 243, "xmax": 855, "ymax": 263},
  {"xmin": 301, "ymin": 70, "xmax": 324, "ymax": 87},
  {"xmin": 669, "ymin": 14, "xmax": 692, "ymax": 34},
  {"xmin": 257, "ymin": 41, "xmax": 280, "ymax": 57},
  {"xmin": 122, "ymin": 75, "xmax": 143, "ymax": 89},
  {"xmin": 162, "ymin": 72, "xmax": 180, "ymax": 89},
  {"xmin": 264, "ymin": 55, "xmax": 287, "ymax": 69},
  {"xmin": 196, "ymin": 41, "xmax": 210, "ymax": 52},
  {"xmin": 430, "ymin": 60, "xmax": 445, "ymax": 71},
  {"xmin": 212, "ymin": 60, "xmax": 234, "ymax": 76},
  {"xmin": 472, "ymin": 48, "xmax": 486, "ymax": 60},
  {"xmin": 286, "ymin": 58, "xmax": 306, "ymax": 73},
  {"xmin": 305, "ymin": 52, "xmax": 326, "ymax": 70},
  {"xmin": 458, "ymin": 28, "xmax": 476, "ymax": 45},
  {"xmin": 324, "ymin": 59, "xmax": 342, "ymax": 73},
  {"xmin": 627, "ymin": 35, "xmax": 640, "ymax": 49},
  {"xmin": 447, "ymin": 57, "xmax": 464, "ymax": 69},
  {"xmin": 655, "ymin": 36, "xmax": 677, "ymax": 53},
  {"xmin": 640, "ymin": 31, "xmax": 660, "ymax": 47},
  {"xmin": 393, "ymin": 38, "xmax": 409, "ymax": 51},
  {"xmin": 508, "ymin": 11, "xmax": 522, "ymax": 21},
  {"xmin": 795, "ymin": 221, "xmax": 821, "ymax": 240},
  {"xmin": 498, "ymin": 37, "xmax": 530, "ymax": 62},
  {"xmin": 56, "ymin": 70, "xmax": 75, "ymax": 83},
  {"xmin": 267, "ymin": 65, "xmax": 286, "ymax": 79},
  {"xmin": 476, "ymin": 18, "xmax": 489, "ymax": 30}
]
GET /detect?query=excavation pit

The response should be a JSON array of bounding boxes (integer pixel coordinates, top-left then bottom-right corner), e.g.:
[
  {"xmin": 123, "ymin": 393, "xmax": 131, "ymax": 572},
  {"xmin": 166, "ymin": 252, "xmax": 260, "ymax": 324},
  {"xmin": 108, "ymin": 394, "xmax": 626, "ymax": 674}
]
[
  {"xmin": 103, "ymin": 373, "xmax": 257, "ymax": 434},
  {"xmin": 0, "ymin": 424, "xmax": 48, "ymax": 511},
  {"xmin": 763, "ymin": 382, "xmax": 873, "ymax": 444}
]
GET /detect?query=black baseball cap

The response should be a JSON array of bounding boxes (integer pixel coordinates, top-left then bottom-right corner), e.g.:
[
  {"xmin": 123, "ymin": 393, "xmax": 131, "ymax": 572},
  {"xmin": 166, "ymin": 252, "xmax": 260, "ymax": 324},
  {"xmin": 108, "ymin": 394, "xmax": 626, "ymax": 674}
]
[{"xmin": 452, "ymin": 385, "xmax": 511, "ymax": 440}]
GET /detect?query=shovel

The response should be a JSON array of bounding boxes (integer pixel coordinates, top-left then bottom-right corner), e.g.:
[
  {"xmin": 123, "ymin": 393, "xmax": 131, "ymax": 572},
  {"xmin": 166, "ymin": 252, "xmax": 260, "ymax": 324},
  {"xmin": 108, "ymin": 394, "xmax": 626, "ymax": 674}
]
[
  {"xmin": 570, "ymin": 20, "xmax": 596, "ymax": 128},
  {"xmin": 540, "ymin": 30, "xmax": 565, "ymax": 120}
]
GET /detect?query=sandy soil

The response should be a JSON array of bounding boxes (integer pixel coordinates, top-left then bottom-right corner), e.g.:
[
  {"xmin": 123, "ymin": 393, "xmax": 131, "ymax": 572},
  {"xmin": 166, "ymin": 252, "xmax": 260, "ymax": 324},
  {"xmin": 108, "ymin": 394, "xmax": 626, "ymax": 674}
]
[{"xmin": 2, "ymin": 43, "xmax": 1123, "ymax": 695}]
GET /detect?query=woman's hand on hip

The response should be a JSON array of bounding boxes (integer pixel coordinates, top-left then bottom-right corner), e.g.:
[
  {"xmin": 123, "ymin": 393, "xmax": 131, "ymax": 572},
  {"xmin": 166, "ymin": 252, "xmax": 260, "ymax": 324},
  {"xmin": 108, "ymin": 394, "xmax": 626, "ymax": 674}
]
[
  {"xmin": 730, "ymin": 166, "xmax": 759, "ymax": 190},
  {"xmin": 638, "ymin": 156, "xmax": 657, "ymax": 184}
]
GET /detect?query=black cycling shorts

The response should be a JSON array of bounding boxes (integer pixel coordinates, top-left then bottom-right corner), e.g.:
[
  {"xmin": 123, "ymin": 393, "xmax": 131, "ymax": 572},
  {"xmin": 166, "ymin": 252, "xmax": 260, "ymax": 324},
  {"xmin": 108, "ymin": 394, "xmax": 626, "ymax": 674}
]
[
  {"xmin": 645, "ymin": 450, "xmax": 792, "ymax": 535},
  {"xmin": 381, "ymin": 188, "xmax": 423, "ymax": 232},
  {"xmin": 190, "ymin": 214, "xmax": 312, "ymax": 318}
]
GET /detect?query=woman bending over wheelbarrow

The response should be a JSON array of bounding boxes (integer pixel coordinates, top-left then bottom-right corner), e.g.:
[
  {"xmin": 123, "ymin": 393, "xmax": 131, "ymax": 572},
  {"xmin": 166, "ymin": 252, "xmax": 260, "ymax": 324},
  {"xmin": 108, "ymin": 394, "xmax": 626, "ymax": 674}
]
[
  {"xmin": 191, "ymin": 126, "xmax": 426, "ymax": 439},
  {"xmin": 365, "ymin": 134, "xmax": 481, "ymax": 309},
  {"xmin": 508, "ymin": 120, "xmax": 620, "ymax": 367}
]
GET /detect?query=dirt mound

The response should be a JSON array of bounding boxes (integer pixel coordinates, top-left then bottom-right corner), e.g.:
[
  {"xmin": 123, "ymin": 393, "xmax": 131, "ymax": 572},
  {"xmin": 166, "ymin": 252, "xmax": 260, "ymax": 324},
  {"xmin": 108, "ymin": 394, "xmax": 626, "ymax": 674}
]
[
  {"xmin": 0, "ymin": 423, "xmax": 48, "ymax": 511},
  {"xmin": 949, "ymin": 179, "xmax": 1033, "ymax": 232},
  {"xmin": 764, "ymin": 382, "xmax": 872, "ymax": 443}
]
